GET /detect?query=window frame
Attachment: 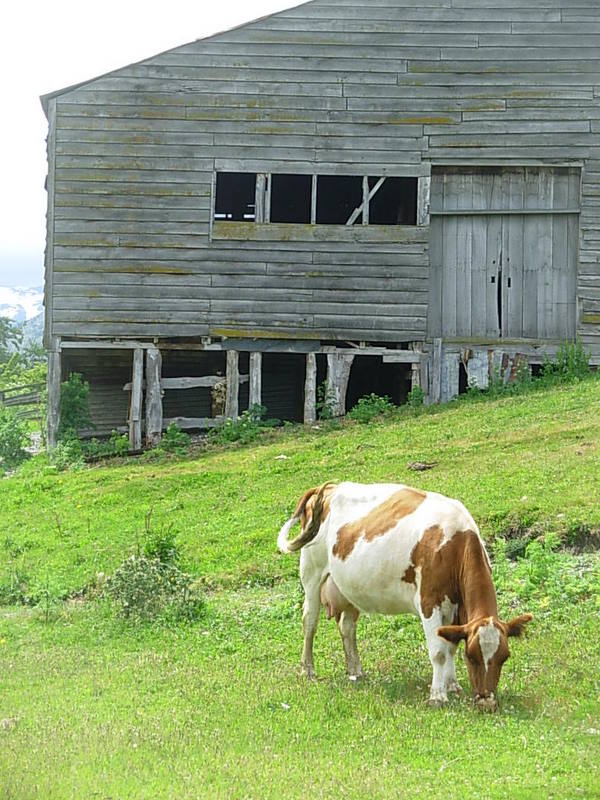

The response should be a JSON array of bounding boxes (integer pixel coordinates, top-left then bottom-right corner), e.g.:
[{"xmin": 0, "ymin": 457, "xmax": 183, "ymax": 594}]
[{"xmin": 211, "ymin": 171, "xmax": 430, "ymax": 239}]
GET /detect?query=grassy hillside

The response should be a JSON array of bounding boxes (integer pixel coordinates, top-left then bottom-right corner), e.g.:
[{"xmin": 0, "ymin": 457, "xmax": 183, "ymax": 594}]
[{"xmin": 1, "ymin": 379, "xmax": 599, "ymax": 799}]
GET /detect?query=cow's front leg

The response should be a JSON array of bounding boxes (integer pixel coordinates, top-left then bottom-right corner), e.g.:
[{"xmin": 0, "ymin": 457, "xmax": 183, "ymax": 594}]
[
  {"xmin": 443, "ymin": 643, "xmax": 462, "ymax": 695},
  {"xmin": 421, "ymin": 611, "xmax": 450, "ymax": 707},
  {"xmin": 337, "ymin": 609, "xmax": 364, "ymax": 680}
]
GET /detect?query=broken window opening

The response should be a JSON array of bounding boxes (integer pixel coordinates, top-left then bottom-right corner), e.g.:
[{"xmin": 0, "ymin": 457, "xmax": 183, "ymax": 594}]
[
  {"xmin": 316, "ymin": 175, "xmax": 364, "ymax": 225},
  {"xmin": 270, "ymin": 174, "xmax": 313, "ymax": 223},
  {"xmin": 368, "ymin": 177, "xmax": 418, "ymax": 225},
  {"xmin": 214, "ymin": 172, "xmax": 257, "ymax": 222}
]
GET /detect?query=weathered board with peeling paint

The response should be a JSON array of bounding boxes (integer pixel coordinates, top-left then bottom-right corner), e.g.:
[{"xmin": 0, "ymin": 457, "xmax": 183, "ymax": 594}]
[{"xmin": 42, "ymin": 0, "xmax": 600, "ymax": 350}]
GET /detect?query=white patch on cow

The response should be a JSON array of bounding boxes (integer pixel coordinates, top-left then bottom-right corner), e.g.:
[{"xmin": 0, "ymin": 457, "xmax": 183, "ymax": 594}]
[
  {"xmin": 440, "ymin": 595, "xmax": 458, "ymax": 624},
  {"xmin": 478, "ymin": 620, "xmax": 501, "ymax": 672}
]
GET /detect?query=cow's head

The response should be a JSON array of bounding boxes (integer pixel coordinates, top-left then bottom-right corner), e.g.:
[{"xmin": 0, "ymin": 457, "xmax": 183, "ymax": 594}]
[{"xmin": 437, "ymin": 614, "xmax": 532, "ymax": 711}]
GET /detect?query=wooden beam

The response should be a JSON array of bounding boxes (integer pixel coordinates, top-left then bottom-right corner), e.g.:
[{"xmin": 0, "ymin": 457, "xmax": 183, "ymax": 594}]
[
  {"xmin": 163, "ymin": 416, "xmax": 223, "ymax": 430},
  {"xmin": 46, "ymin": 337, "xmax": 61, "ymax": 449},
  {"xmin": 225, "ymin": 350, "xmax": 239, "ymax": 419},
  {"xmin": 304, "ymin": 352, "xmax": 317, "ymax": 425},
  {"xmin": 145, "ymin": 346, "xmax": 163, "ymax": 447},
  {"xmin": 249, "ymin": 352, "xmax": 262, "ymax": 408},
  {"xmin": 417, "ymin": 176, "xmax": 431, "ymax": 227},
  {"xmin": 431, "ymin": 338, "xmax": 443, "ymax": 405},
  {"xmin": 43, "ymin": 99, "xmax": 56, "ymax": 349},
  {"xmin": 61, "ymin": 340, "xmax": 155, "ymax": 350},
  {"xmin": 410, "ymin": 343, "xmax": 424, "ymax": 391},
  {"xmin": 346, "ymin": 177, "xmax": 386, "ymax": 226},
  {"xmin": 128, "ymin": 348, "xmax": 144, "ymax": 450},
  {"xmin": 326, "ymin": 353, "xmax": 355, "ymax": 418}
]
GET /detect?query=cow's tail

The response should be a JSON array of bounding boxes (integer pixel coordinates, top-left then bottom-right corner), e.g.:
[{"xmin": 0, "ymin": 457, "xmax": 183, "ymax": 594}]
[{"xmin": 277, "ymin": 482, "xmax": 335, "ymax": 554}]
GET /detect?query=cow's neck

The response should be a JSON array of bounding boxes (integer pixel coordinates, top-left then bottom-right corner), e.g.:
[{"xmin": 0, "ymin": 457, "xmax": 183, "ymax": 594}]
[{"xmin": 458, "ymin": 535, "xmax": 498, "ymax": 623}]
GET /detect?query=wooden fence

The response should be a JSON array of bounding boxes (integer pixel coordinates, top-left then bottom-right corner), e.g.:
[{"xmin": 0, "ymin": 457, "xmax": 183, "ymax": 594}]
[{"xmin": 0, "ymin": 382, "xmax": 45, "ymax": 419}]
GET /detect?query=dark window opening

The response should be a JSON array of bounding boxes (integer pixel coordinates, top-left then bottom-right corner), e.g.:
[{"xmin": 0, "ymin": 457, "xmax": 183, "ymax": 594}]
[
  {"xmin": 262, "ymin": 353, "xmax": 305, "ymax": 422},
  {"xmin": 346, "ymin": 357, "xmax": 412, "ymax": 410},
  {"xmin": 215, "ymin": 172, "xmax": 256, "ymax": 221},
  {"xmin": 531, "ymin": 363, "xmax": 543, "ymax": 378},
  {"xmin": 270, "ymin": 174, "xmax": 312, "ymax": 223},
  {"xmin": 368, "ymin": 177, "xmax": 418, "ymax": 225},
  {"xmin": 459, "ymin": 362, "xmax": 469, "ymax": 395},
  {"xmin": 316, "ymin": 175, "xmax": 364, "ymax": 225}
]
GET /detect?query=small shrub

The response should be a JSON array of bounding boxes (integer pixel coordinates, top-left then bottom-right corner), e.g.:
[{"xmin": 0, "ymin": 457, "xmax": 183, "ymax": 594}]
[
  {"xmin": 50, "ymin": 433, "xmax": 85, "ymax": 471},
  {"xmin": 406, "ymin": 386, "xmax": 425, "ymax": 408},
  {"xmin": 209, "ymin": 404, "xmax": 279, "ymax": 445},
  {"xmin": 541, "ymin": 339, "xmax": 591, "ymax": 383},
  {"xmin": 316, "ymin": 381, "xmax": 336, "ymax": 421},
  {"xmin": 0, "ymin": 406, "xmax": 29, "ymax": 470},
  {"xmin": 58, "ymin": 373, "xmax": 92, "ymax": 439},
  {"xmin": 347, "ymin": 393, "xmax": 396, "ymax": 424},
  {"xmin": 157, "ymin": 422, "xmax": 191, "ymax": 455},
  {"xmin": 84, "ymin": 431, "xmax": 129, "ymax": 460},
  {"xmin": 143, "ymin": 511, "xmax": 180, "ymax": 565},
  {"xmin": 104, "ymin": 554, "xmax": 205, "ymax": 623}
]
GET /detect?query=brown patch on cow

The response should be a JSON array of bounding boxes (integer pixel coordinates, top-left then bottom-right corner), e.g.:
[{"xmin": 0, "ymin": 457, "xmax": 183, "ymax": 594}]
[
  {"xmin": 402, "ymin": 564, "xmax": 416, "ymax": 585},
  {"xmin": 286, "ymin": 482, "xmax": 337, "ymax": 552},
  {"xmin": 409, "ymin": 527, "xmax": 497, "ymax": 620},
  {"xmin": 332, "ymin": 487, "xmax": 426, "ymax": 561}
]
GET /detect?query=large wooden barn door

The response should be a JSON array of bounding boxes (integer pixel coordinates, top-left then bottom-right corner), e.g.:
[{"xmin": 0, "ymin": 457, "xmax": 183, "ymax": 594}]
[{"xmin": 429, "ymin": 167, "xmax": 579, "ymax": 340}]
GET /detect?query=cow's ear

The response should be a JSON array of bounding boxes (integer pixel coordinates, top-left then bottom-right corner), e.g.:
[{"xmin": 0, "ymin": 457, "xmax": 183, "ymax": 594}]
[
  {"xmin": 437, "ymin": 624, "xmax": 468, "ymax": 644},
  {"xmin": 504, "ymin": 613, "xmax": 533, "ymax": 637}
]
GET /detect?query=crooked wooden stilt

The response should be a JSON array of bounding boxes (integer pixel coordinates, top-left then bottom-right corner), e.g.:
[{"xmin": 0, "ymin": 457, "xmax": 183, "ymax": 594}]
[
  {"xmin": 145, "ymin": 346, "xmax": 163, "ymax": 447},
  {"xmin": 128, "ymin": 348, "xmax": 144, "ymax": 450}
]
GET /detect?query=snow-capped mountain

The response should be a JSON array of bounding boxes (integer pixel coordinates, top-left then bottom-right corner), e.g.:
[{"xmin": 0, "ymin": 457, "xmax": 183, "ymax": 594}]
[{"xmin": 0, "ymin": 286, "xmax": 44, "ymax": 324}]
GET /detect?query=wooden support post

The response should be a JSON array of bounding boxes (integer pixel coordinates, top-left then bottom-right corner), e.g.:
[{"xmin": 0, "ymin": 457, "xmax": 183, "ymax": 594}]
[
  {"xmin": 431, "ymin": 338, "xmax": 443, "ymax": 404},
  {"xmin": 145, "ymin": 346, "xmax": 163, "ymax": 447},
  {"xmin": 46, "ymin": 337, "xmax": 61, "ymax": 449},
  {"xmin": 128, "ymin": 348, "xmax": 144, "ymax": 450},
  {"xmin": 304, "ymin": 352, "xmax": 317, "ymax": 425},
  {"xmin": 225, "ymin": 350, "xmax": 239, "ymax": 419},
  {"xmin": 249, "ymin": 352, "xmax": 262, "ymax": 408},
  {"xmin": 410, "ymin": 343, "xmax": 423, "ymax": 391},
  {"xmin": 326, "ymin": 353, "xmax": 355, "ymax": 418}
]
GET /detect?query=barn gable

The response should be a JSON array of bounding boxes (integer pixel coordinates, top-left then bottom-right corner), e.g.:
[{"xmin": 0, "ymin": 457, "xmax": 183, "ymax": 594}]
[{"xmin": 42, "ymin": 0, "xmax": 600, "ymax": 445}]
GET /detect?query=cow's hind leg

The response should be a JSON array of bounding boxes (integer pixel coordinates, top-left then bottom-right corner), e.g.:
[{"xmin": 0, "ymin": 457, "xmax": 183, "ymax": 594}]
[
  {"xmin": 337, "ymin": 609, "xmax": 364, "ymax": 680},
  {"xmin": 299, "ymin": 553, "xmax": 322, "ymax": 679}
]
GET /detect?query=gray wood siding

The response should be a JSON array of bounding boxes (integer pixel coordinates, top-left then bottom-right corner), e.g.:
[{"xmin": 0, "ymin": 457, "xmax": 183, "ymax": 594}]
[{"xmin": 45, "ymin": 0, "xmax": 600, "ymax": 348}]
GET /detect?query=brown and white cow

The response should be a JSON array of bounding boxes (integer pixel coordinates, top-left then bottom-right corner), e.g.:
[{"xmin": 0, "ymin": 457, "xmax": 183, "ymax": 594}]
[{"xmin": 277, "ymin": 482, "xmax": 532, "ymax": 711}]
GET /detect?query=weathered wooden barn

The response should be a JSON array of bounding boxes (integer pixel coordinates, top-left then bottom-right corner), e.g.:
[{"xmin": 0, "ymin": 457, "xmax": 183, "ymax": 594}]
[{"xmin": 41, "ymin": 0, "xmax": 600, "ymax": 446}]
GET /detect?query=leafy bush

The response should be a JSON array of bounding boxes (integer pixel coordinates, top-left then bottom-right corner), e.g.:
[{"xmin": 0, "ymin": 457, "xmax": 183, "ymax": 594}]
[
  {"xmin": 492, "ymin": 533, "xmax": 600, "ymax": 612},
  {"xmin": 209, "ymin": 404, "xmax": 279, "ymax": 445},
  {"xmin": 541, "ymin": 339, "xmax": 591, "ymax": 383},
  {"xmin": 316, "ymin": 381, "xmax": 336, "ymax": 420},
  {"xmin": 0, "ymin": 406, "xmax": 29, "ymax": 470},
  {"xmin": 58, "ymin": 373, "xmax": 93, "ymax": 439},
  {"xmin": 347, "ymin": 393, "xmax": 396, "ymax": 424},
  {"xmin": 156, "ymin": 422, "xmax": 191, "ymax": 455},
  {"xmin": 143, "ymin": 517, "xmax": 180, "ymax": 565},
  {"xmin": 104, "ymin": 555, "xmax": 204, "ymax": 623},
  {"xmin": 84, "ymin": 431, "xmax": 130, "ymax": 460},
  {"xmin": 406, "ymin": 386, "xmax": 425, "ymax": 408},
  {"xmin": 49, "ymin": 433, "xmax": 85, "ymax": 471}
]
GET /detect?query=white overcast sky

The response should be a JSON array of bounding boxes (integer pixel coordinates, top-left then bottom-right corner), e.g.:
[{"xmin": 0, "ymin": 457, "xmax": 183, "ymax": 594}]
[{"xmin": 0, "ymin": 0, "xmax": 301, "ymax": 288}]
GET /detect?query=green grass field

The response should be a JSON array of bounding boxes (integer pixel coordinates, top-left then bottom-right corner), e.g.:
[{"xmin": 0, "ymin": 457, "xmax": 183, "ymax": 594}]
[{"xmin": 1, "ymin": 380, "xmax": 599, "ymax": 799}]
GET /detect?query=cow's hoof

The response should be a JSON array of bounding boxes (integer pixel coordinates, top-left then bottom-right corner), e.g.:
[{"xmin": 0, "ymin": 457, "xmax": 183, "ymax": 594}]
[
  {"xmin": 348, "ymin": 672, "xmax": 366, "ymax": 682},
  {"xmin": 447, "ymin": 681, "xmax": 463, "ymax": 696},
  {"xmin": 428, "ymin": 693, "xmax": 449, "ymax": 709},
  {"xmin": 301, "ymin": 667, "xmax": 316, "ymax": 680}
]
